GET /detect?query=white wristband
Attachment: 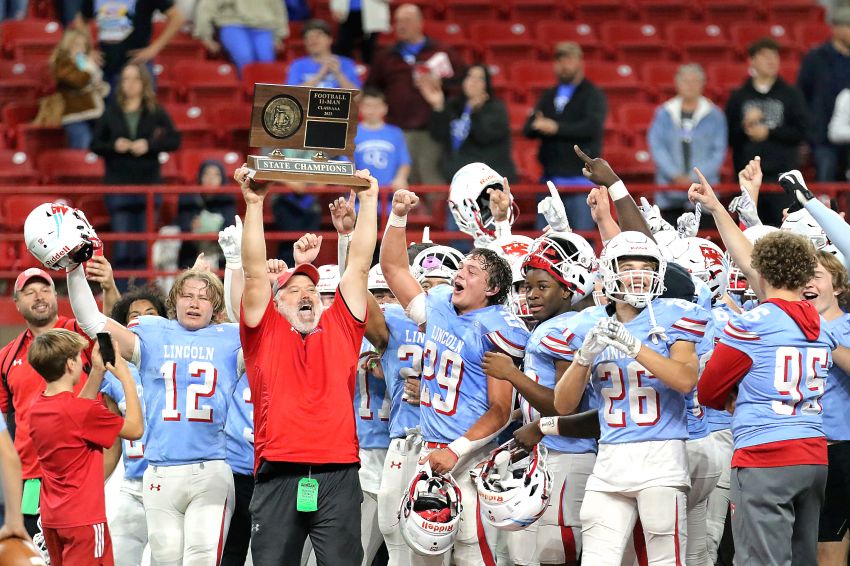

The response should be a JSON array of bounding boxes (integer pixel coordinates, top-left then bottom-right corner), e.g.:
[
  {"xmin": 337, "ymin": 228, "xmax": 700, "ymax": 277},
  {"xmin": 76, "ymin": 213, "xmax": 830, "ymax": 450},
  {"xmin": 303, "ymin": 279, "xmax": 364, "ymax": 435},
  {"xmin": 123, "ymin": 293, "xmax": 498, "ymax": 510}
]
[
  {"xmin": 387, "ymin": 212, "xmax": 407, "ymax": 228},
  {"xmin": 447, "ymin": 436, "xmax": 472, "ymax": 459},
  {"xmin": 607, "ymin": 180, "xmax": 628, "ymax": 200},
  {"xmin": 225, "ymin": 260, "xmax": 241, "ymax": 270},
  {"xmin": 539, "ymin": 417, "xmax": 559, "ymax": 436}
]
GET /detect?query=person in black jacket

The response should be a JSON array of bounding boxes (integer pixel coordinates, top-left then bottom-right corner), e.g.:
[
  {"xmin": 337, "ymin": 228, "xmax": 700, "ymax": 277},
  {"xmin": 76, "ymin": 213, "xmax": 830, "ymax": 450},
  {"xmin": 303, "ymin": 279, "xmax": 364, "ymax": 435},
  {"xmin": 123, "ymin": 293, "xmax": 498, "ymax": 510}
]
[
  {"xmin": 798, "ymin": 6, "xmax": 850, "ymax": 182},
  {"xmin": 422, "ymin": 63, "xmax": 517, "ymax": 182},
  {"xmin": 523, "ymin": 41, "xmax": 607, "ymax": 230},
  {"xmin": 90, "ymin": 62, "xmax": 180, "ymax": 286},
  {"xmin": 726, "ymin": 37, "xmax": 809, "ymax": 226}
]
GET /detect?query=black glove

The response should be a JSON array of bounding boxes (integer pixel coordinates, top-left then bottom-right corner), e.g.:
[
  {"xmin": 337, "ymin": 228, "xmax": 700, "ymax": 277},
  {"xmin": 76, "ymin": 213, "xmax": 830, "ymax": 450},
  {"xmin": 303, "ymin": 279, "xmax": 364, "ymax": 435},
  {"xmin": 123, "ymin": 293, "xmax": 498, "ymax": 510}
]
[{"xmin": 778, "ymin": 170, "xmax": 814, "ymax": 213}]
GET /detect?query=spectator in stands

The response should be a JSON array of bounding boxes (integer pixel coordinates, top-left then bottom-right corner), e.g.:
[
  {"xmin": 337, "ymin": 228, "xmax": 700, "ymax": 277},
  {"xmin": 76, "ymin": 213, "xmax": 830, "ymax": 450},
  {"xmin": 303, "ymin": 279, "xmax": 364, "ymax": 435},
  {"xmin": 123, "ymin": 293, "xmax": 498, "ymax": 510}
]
[
  {"xmin": 648, "ymin": 63, "xmax": 726, "ymax": 214},
  {"xmin": 331, "ymin": 0, "xmax": 389, "ymax": 65},
  {"xmin": 727, "ymin": 38, "xmax": 808, "ymax": 225},
  {"xmin": 423, "ymin": 63, "xmax": 517, "ymax": 182},
  {"xmin": 353, "ymin": 88, "xmax": 410, "ymax": 193},
  {"xmin": 523, "ymin": 41, "xmax": 606, "ymax": 230},
  {"xmin": 798, "ymin": 6, "xmax": 850, "ymax": 182},
  {"xmin": 193, "ymin": 0, "xmax": 289, "ymax": 76},
  {"xmin": 0, "ymin": 0, "xmax": 26, "ymax": 21},
  {"xmin": 49, "ymin": 28, "xmax": 110, "ymax": 150},
  {"xmin": 90, "ymin": 62, "xmax": 181, "ymax": 287},
  {"xmin": 177, "ymin": 160, "xmax": 236, "ymax": 268},
  {"xmin": 78, "ymin": 0, "xmax": 185, "ymax": 90},
  {"xmin": 365, "ymin": 3, "xmax": 465, "ymax": 185},
  {"xmin": 286, "ymin": 19, "xmax": 360, "ymax": 88}
]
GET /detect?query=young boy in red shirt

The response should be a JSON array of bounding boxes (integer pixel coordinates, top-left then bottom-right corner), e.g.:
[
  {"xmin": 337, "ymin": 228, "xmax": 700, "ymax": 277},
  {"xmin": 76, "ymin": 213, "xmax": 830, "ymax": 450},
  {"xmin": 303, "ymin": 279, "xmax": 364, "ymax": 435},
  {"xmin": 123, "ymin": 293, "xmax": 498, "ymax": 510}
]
[{"xmin": 27, "ymin": 329, "xmax": 143, "ymax": 566}]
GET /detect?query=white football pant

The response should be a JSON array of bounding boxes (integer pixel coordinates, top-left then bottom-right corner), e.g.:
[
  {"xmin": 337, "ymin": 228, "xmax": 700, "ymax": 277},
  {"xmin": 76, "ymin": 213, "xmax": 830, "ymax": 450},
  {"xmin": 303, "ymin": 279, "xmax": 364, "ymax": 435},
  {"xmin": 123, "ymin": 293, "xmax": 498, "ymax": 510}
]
[
  {"xmin": 704, "ymin": 429, "xmax": 733, "ymax": 562},
  {"xmin": 109, "ymin": 478, "xmax": 154, "ymax": 566},
  {"xmin": 686, "ymin": 435, "xmax": 722, "ymax": 566},
  {"xmin": 361, "ymin": 448, "xmax": 388, "ymax": 566},
  {"xmin": 378, "ymin": 434, "xmax": 423, "ymax": 566}
]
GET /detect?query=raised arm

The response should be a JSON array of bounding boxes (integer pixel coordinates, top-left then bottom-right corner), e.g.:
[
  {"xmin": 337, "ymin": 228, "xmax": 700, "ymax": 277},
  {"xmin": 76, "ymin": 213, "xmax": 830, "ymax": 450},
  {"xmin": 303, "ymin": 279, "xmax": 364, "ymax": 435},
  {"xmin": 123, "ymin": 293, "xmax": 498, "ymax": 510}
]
[
  {"xmin": 338, "ymin": 171, "xmax": 380, "ymax": 322},
  {"xmin": 236, "ymin": 165, "xmax": 272, "ymax": 328},
  {"xmin": 380, "ymin": 190, "xmax": 425, "ymax": 310},
  {"xmin": 85, "ymin": 255, "xmax": 121, "ymax": 317}
]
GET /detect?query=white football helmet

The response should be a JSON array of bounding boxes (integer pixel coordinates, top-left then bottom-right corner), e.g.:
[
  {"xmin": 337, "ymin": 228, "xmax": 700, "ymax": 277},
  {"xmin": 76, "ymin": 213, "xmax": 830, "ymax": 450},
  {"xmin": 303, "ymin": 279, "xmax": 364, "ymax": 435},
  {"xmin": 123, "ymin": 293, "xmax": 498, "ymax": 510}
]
[
  {"xmin": 476, "ymin": 442, "xmax": 552, "ymax": 532},
  {"xmin": 24, "ymin": 203, "xmax": 100, "ymax": 271},
  {"xmin": 522, "ymin": 231, "xmax": 597, "ymax": 305},
  {"xmin": 599, "ymin": 231, "xmax": 666, "ymax": 308},
  {"xmin": 368, "ymin": 264, "xmax": 389, "ymax": 290},
  {"xmin": 448, "ymin": 163, "xmax": 516, "ymax": 246},
  {"xmin": 316, "ymin": 264, "xmax": 340, "ymax": 295},
  {"xmin": 653, "ymin": 228, "xmax": 680, "ymax": 249},
  {"xmin": 488, "ymin": 235, "xmax": 534, "ymax": 318},
  {"xmin": 726, "ymin": 225, "xmax": 779, "ymax": 297},
  {"xmin": 411, "ymin": 245, "xmax": 464, "ymax": 283},
  {"xmin": 663, "ymin": 237, "xmax": 728, "ymax": 302},
  {"xmin": 399, "ymin": 462, "xmax": 463, "ymax": 556},
  {"xmin": 782, "ymin": 208, "xmax": 846, "ymax": 264}
]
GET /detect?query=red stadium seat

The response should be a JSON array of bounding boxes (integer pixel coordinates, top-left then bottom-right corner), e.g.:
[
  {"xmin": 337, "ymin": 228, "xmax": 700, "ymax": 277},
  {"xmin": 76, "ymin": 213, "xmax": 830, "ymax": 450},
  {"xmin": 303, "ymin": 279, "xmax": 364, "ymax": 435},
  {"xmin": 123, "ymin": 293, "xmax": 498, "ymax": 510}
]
[
  {"xmin": 0, "ymin": 150, "xmax": 38, "ymax": 184},
  {"xmin": 152, "ymin": 21, "xmax": 208, "ymax": 65},
  {"xmin": 766, "ymin": 0, "xmax": 825, "ymax": 27},
  {"xmin": 514, "ymin": 140, "xmax": 542, "ymax": 184},
  {"xmin": 605, "ymin": 145, "xmax": 655, "ymax": 183},
  {"xmin": 173, "ymin": 61, "xmax": 241, "ymax": 106},
  {"xmin": 37, "ymin": 149, "xmax": 104, "ymax": 184},
  {"xmin": 16, "ymin": 124, "xmax": 65, "ymax": 156},
  {"xmin": 178, "ymin": 148, "xmax": 244, "ymax": 184},
  {"xmin": 0, "ymin": 195, "xmax": 64, "ymax": 232},
  {"xmin": 780, "ymin": 58, "xmax": 801, "ymax": 85},
  {"xmin": 584, "ymin": 62, "xmax": 645, "ymax": 106},
  {"xmin": 640, "ymin": 61, "xmax": 681, "ymax": 102},
  {"xmin": 509, "ymin": 61, "xmax": 554, "ymax": 104},
  {"xmin": 162, "ymin": 104, "xmax": 217, "ymax": 148},
  {"xmin": 0, "ymin": 19, "xmax": 62, "ymax": 59},
  {"xmin": 666, "ymin": 23, "xmax": 734, "ymax": 66},
  {"xmin": 508, "ymin": 104, "xmax": 532, "ymax": 135},
  {"xmin": 794, "ymin": 22, "xmax": 831, "ymax": 52},
  {"xmin": 1, "ymin": 101, "xmax": 38, "ymax": 148},
  {"xmin": 151, "ymin": 62, "xmax": 181, "ymax": 103},
  {"xmin": 633, "ymin": 0, "xmax": 694, "ymax": 25},
  {"xmin": 214, "ymin": 103, "xmax": 253, "ymax": 149},
  {"xmin": 0, "ymin": 80, "xmax": 40, "ymax": 115},
  {"xmin": 422, "ymin": 21, "xmax": 473, "ymax": 63},
  {"xmin": 506, "ymin": 0, "xmax": 566, "ymax": 25},
  {"xmin": 706, "ymin": 61, "xmax": 749, "ymax": 102},
  {"xmin": 599, "ymin": 22, "xmax": 670, "ymax": 65},
  {"xmin": 535, "ymin": 22, "xmax": 604, "ymax": 60},
  {"xmin": 729, "ymin": 23, "xmax": 796, "ymax": 59},
  {"xmin": 157, "ymin": 152, "xmax": 183, "ymax": 185},
  {"xmin": 469, "ymin": 21, "xmax": 538, "ymax": 65},
  {"xmin": 443, "ymin": 0, "xmax": 501, "ymax": 22},
  {"xmin": 74, "ymin": 194, "xmax": 111, "ymax": 230},
  {"xmin": 617, "ymin": 102, "xmax": 658, "ymax": 142},
  {"xmin": 698, "ymin": 0, "xmax": 763, "ymax": 26},
  {"xmin": 242, "ymin": 62, "xmax": 288, "ymax": 96},
  {"xmin": 573, "ymin": 0, "xmax": 634, "ymax": 25}
]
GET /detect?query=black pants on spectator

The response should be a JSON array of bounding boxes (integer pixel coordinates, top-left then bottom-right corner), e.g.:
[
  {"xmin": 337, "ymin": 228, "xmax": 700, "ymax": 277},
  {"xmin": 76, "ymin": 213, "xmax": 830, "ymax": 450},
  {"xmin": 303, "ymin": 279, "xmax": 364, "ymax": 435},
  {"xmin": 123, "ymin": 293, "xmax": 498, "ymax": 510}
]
[
  {"xmin": 333, "ymin": 9, "xmax": 378, "ymax": 65},
  {"xmin": 250, "ymin": 462, "xmax": 362, "ymax": 566},
  {"xmin": 221, "ymin": 473, "xmax": 254, "ymax": 566}
]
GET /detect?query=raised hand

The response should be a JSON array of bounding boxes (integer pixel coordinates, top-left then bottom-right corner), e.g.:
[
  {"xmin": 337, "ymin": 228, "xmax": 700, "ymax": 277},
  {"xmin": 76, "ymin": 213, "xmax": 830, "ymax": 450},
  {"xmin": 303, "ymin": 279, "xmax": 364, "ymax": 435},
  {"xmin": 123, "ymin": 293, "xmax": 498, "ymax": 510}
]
[
  {"xmin": 234, "ymin": 164, "xmax": 269, "ymax": 205},
  {"xmin": 676, "ymin": 211, "xmax": 699, "ymax": 238},
  {"xmin": 778, "ymin": 170, "xmax": 815, "ymax": 211},
  {"xmin": 488, "ymin": 178, "xmax": 511, "ymax": 223},
  {"xmin": 738, "ymin": 155, "xmax": 763, "ymax": 200},
  {"xmin": 391, "ymin": 189, "xmax": 420, "ymax": 217},
  {"xmin": 687, "ymin": 167, "xmax": 722, "ymax": 214},
  {"xmin": 728, "ymin": 188, "xmax": 762, "ymax": 228},
  {"xmin": 638, "ymin": 196, "xmax": 674, "ymax": 234},
  {"xmin": 353, "ymin": 169, "xmax": 379, "ymax": 198},
  {"xmin": 574, "ymin": 322, "xmax": 609, "ymax": 367},
  {"xmin": 218, "ymin": 216, "xmax": 243, "ymax": 269},
  {"xmin": 539, "ymin": 181, "xmax": 571, "ymax": 232},
  {"xmin": 513, "ymin": 420, "xmax": 544, "ymax": 451},
  {"xmin": 293, "ymin": 233, "xmax": 323, "ymax": 265},
  {"xmin": 329, "ymin": 192, "xmax": 357, "ymax": 235},
  {"xmin": 597, "ymin": 319, "xmax": 641, "ymax": 358},
  {"xmin": 85, "ymin": 255, "xmax": 116, "ymax": 292},
  {"xmin": 587, "ymin": 185, "xmax": 612, "ymax": 225},
  {"xmin": 191, "ymin": 253, "xmax": 212, "ymax": 272},
  {"xmin": 574, "ymin": 145, "xmax": 620, "ymax": 188}
]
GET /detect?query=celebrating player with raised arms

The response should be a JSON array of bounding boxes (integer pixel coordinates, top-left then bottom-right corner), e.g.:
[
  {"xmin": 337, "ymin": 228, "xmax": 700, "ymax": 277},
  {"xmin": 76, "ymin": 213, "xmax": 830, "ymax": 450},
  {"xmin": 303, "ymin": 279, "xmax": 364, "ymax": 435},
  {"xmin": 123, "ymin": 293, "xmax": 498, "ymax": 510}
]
[
  {"xmin": 553, "ymin": 231, "xmax": 709, "ymax": 566},
  {"xmin": 65, "ymin": 260, "xmax": 240, "ymax": 565},
  {"xmin": 482, "ymin": 231, "xmax": 598, "ymax": 566},
  {"xmin": 381, "ymin": 187, "xmax": 530, "ymax": 565}
]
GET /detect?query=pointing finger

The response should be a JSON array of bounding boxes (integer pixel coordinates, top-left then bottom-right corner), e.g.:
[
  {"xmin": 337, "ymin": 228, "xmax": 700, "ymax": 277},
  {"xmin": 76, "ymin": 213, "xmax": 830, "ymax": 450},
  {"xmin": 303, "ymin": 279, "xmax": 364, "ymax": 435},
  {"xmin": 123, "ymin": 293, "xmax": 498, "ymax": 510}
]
[
  {"xmin": 546, "ymin": 181, "xmax": 559, "ymax": 200},
  {"xmin": 574, "ymin": 145, "xmax": 593, "ymax": 165},
  {"xmin": 693, "ymin": 167, "xmax": 709, "ymax": 185}
]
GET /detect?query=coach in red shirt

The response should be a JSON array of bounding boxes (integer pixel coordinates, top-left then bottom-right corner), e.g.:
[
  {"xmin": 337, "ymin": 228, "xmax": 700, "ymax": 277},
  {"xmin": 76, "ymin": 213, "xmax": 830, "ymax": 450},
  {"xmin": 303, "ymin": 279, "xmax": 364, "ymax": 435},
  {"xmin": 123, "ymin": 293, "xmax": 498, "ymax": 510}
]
[
  {"xmin": 236, "ymin": 166, "xmax": 378, "ymax": 565},
  {"xmin": 0, "ymin": 268, "xmax": 95, "ymax": 537}
]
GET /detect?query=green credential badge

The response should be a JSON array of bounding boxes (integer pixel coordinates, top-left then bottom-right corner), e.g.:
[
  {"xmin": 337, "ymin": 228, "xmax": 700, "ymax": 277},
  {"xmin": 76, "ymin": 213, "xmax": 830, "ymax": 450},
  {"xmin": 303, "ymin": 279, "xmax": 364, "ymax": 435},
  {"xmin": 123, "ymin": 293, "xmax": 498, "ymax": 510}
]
[{"xmin": 296, "ymin": 477, "xmax": 319, "ymax": 512}]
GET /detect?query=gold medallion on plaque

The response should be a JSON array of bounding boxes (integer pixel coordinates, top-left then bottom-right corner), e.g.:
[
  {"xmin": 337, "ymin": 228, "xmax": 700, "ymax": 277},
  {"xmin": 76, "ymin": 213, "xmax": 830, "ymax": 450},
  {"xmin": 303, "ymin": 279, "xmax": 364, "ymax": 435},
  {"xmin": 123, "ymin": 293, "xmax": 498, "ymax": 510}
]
[{"xmin": 262, "ymin": 95, "xmax": 303, "ymax": 139}]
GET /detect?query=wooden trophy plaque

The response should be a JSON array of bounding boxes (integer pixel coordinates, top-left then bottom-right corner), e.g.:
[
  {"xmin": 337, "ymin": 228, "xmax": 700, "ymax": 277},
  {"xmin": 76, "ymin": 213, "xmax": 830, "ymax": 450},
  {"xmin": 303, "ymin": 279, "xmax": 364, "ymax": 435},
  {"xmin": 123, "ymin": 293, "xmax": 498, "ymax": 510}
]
[{"xmin": 246, "ymin": 83, "xmax": 369, "ymax": 188}]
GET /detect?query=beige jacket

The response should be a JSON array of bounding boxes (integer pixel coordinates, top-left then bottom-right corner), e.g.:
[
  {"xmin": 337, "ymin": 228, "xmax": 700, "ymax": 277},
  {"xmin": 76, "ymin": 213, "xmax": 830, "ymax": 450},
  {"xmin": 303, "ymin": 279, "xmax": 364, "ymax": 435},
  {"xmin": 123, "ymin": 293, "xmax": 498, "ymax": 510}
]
[
  {"xmin": 193, "ymin": 0, "xmax": 289, "ymax": 43},
  {"xmin": 330, "ymin": 0, "xmax": 390, "ymax": 33}
]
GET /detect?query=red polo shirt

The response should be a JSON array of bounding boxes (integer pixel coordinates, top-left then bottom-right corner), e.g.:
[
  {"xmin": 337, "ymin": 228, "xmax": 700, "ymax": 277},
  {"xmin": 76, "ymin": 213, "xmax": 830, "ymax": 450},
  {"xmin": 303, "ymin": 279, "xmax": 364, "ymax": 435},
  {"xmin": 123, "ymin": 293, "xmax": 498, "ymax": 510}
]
[
  {"xmin": 0, "ymin": 317, "xmax": 93, "ymax": 479},
  {"xmin": 240, "ymin": 290, "xmax": 366, "ymax": 467}
]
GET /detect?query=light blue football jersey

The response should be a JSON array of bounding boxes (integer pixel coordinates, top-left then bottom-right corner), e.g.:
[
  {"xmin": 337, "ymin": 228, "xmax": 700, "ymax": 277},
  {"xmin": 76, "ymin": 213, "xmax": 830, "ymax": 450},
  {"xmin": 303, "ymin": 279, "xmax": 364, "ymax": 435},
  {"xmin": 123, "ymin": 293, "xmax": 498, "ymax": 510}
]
[
  {"xmin": 225, "ymin": 373, "xmax": 254, "ymax": 475},
  {"xmin": 354, "ymin": 339, "xmax": 391, "ymax": 449},
  {"xmin": 524, "ymin": 312, "xmax": 597, "ymax": 454},
  {"xmin": 720, "ymin": 302, "xmax": 837, "ymax": 450},
  {"xmin": 822, "ymin": 314, "xmax": 850, "ymax": 441},
  {"xmin": 705, "ymin": 304, "xmax": 734, "ymax": 432},
  {"xmin": 100, "ymin": 365, "xmax": 148, "ymax": 479},
  {"xmin": 685, "ymin": 318, "xmax": 717, "ymax": 441},
  {"xmin": 421, "ymin": 285, "xmax": 530, "ymax": 444},
  {"xmin": 561, "ymin": 299, "xmax": 709, "ymax": 445},
  {"xmin": 382, "ymin": 304, "xmax": 423, "ymax": 439},
  {"xmin": 130, "ymin": 316, "xmax": 242, "ymax": 465}
]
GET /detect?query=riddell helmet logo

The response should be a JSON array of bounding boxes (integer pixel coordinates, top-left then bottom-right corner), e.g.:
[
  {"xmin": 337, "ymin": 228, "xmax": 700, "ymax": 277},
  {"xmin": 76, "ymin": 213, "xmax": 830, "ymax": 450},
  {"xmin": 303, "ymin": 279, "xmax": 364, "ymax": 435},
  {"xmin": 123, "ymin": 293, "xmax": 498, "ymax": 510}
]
[
  {"xmin": 480, "ymin": 492, "xmax": 505, "ymax": 503},
  {"xmin": 418, "ymin": 519, "xmax": 454, "ymax": 533},
  {"xmin": 46, "ymin": 245, "xmax": 71, "ymax": 265},
  {"xmin": 49, "ymin": 204, "xmax": 69, "ymax": 215}
]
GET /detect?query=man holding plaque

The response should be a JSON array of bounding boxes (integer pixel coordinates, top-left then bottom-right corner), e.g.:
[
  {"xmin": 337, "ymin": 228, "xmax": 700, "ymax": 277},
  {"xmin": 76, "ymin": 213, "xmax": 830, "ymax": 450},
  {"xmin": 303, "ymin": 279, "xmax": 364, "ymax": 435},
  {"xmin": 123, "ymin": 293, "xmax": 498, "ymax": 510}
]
[{"xmin": 236, "ymin": 162, "xmax": 379, "ymax": 564}]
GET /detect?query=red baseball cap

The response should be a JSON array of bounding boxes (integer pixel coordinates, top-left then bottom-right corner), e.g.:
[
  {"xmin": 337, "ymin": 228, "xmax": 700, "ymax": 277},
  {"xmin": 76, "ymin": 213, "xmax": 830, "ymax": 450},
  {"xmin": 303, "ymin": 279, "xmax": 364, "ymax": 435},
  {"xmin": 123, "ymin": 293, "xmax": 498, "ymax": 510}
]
[
  {"xmin": 14, "ymin": 267, "xmax": 55, "ymax": 295},
  {"xmin": 273, "ymin": 264, "xmax": 321, "ymax": 294}
]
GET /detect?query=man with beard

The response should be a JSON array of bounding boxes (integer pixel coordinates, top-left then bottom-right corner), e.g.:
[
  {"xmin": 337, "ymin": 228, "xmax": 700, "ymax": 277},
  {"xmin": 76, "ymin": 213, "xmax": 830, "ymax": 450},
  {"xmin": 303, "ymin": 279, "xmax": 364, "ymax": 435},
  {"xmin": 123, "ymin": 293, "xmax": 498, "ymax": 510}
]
[
  {"xmin": 0, "ymin": 268, "xmax": 95, "ymax": 537},
  {"xmin": 236, "ymin": 165, "xmax": 379, "ymax": 565}
]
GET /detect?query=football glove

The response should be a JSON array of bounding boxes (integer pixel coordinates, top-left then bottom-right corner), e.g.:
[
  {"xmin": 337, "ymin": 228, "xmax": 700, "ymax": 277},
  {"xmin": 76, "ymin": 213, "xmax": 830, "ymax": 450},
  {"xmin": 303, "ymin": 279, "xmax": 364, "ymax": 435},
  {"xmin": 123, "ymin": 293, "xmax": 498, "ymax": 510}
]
[
  {"xmin": 537, "ymin": 181, "xmax": 571, "ymax": 232},
  {"xmin": 597, "ymin": 319, "xmax": 642, "ymax": 358},
  {"xmin": 218, "ymin": 215, "xmax": 243, "ymax": 270},
  {"xmin": 778, "ymin": 170, "xmax": 814, "ymax": 213}
]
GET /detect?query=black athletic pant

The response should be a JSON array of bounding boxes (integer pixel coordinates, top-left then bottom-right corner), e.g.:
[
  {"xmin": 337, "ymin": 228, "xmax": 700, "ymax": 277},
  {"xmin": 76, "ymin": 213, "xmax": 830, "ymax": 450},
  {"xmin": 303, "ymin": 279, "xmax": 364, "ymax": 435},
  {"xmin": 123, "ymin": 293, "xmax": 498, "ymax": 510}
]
[
  {"xmin": 221, "ymin": 473, "xmax": 255, "ymax": 566},
  {"xmin": 250, "ymin": 462, "xmax": 362, "ymax": 566},
  {"xmin": 332, "ymin": 10, "xmax": 378, "ymax": 65}
]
